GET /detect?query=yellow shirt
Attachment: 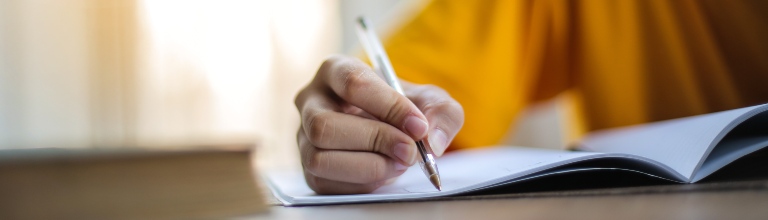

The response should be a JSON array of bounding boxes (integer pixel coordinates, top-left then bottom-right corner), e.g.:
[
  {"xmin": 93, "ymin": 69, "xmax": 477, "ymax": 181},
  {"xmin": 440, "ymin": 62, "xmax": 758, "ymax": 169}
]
[{"xmin": 385, "ymin": 0, "xmax": 768, "ymax": 150}]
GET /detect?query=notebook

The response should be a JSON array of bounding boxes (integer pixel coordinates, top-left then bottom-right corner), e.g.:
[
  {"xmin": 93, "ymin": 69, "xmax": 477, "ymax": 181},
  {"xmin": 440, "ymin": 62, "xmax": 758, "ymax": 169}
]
[{"xmin": 267, "ymin": 103, "xmax": 768, "ymax": 206}]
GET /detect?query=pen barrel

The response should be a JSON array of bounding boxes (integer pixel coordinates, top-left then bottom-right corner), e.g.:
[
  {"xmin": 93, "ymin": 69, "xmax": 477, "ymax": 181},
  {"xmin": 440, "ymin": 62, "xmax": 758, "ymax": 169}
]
[
  {"xmin": 355, "ymin": 17, "xmax": 405, "ymax": 95},
  {"xmin": 373, "ymin": 56, "xmax": 405, "ymax": 95},
  {"xmin": 356, "ymin": 16, "xmax": 441, "ymax": 190}
]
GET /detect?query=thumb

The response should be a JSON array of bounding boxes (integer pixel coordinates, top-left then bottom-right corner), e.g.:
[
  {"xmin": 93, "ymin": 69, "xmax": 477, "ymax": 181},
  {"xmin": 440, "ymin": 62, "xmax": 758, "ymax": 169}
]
[
  {"xmin": 403, "ymin": 83, "xmax": 464, "ymax": 157},
  {"xmin": 424, "ymin": 111, "xmax": 462, "ymax": 157}
]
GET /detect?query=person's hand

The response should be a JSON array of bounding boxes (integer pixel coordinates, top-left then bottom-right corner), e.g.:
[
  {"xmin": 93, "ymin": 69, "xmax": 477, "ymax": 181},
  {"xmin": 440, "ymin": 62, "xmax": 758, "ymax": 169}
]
[{"xmin": 294, "ymin": 55, "xmax": 464, "ymax": 194}]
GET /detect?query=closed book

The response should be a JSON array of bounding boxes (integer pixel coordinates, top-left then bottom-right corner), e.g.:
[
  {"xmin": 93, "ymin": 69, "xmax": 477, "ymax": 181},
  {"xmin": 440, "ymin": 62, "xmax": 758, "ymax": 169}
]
[{"xmin": 0, "ymin": 145, "xmax": 266, "ymax": 219}]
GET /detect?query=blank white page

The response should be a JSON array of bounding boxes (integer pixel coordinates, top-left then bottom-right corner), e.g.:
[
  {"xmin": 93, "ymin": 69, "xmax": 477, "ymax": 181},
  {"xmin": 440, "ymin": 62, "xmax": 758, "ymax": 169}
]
[
  {"xmin": 579, "ymin": 104, "xmax": 768, "ymax": 180},
  {"xmin": 266, "ymin": 147, "xmax": 601, "ymax": 206}
]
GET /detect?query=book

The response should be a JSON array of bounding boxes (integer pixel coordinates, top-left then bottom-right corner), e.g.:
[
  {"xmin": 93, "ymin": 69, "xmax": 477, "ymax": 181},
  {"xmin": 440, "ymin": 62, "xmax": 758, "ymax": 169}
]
[
  {"xmin": 267, "ymin": 103, "xmax": 768, "ymax": 206},
  {"xmin": 0, "ymin": 145, "xmax": 267, "ymax": 219}
]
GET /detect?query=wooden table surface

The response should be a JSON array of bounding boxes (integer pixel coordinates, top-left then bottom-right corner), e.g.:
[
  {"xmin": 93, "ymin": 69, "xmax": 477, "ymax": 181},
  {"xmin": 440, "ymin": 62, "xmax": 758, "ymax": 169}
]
[{"xmin": 245, "ymin": 180, "xmax": 768, "ymax": 220}]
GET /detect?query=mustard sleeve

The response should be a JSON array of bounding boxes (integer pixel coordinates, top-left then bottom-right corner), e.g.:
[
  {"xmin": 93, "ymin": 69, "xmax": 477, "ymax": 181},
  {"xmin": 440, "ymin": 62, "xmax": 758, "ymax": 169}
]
[
  {"xmin": 385, "ymin": 0, "xmax": 576, "ymax": 149},
  {"xmin": 386, "ymin": 0, "xmax": 768, "ymax": 150}
]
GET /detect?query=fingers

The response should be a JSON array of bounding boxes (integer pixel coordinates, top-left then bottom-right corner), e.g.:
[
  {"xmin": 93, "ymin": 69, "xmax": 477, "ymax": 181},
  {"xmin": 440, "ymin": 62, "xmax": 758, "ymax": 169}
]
[
  {"xmin": 340, "ymin": 103, "xmax": 377, "ymax": 120},
  {"xmin": 403, "ymin": 82, "xmax": 465, "ymax": 156},
  {"xmin": 302, "ymin": 147, "xmax": 406, "ymax": 185},
  {"xmin": 298, "ymin": 92, "xmax": 418, "ymax": 166},
  {"xmin": 293, "ymin": 55, "xmax": 463, "ymax": 195},
  {"xmin": 319, "ymin": 56, "xmax": 430, "ymax": 140},
  {"xmin": 298, "ymin": 128, "xmax": 407, "ymax": 185}
]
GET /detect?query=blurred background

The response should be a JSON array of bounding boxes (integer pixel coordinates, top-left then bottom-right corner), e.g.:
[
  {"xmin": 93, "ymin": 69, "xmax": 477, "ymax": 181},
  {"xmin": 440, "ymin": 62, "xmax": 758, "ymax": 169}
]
[
  {"xmin": 0, "ymin": 0, "xmax": 430, "ymax": 171},
  {"xmin": 0, "ymin": 0, "xmax": 563, "ymax": 171}
]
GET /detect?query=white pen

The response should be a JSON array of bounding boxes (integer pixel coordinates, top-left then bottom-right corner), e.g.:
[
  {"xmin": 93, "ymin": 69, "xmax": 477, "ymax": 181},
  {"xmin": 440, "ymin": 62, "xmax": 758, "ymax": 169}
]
[{"xmin": 355, "ymin": 16, "xmax": 442, "ymax": 191}]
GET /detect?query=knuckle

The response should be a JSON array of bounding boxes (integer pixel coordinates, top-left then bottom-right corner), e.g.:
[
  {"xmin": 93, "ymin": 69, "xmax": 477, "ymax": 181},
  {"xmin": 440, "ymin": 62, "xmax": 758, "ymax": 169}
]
[
  {"xmin": 298, "ymin": 57, "xmax": 343, "ymax": 110},
  {"xmin": 320, "ymin": 55, "xmax": 343, "ymax": 73},
  {"xmin": 382, "ymin": 96, "xmax": 409, "ymax": 122},
  {"xmin": 299, "ymin": 143, "xmax": 313, "ymax": 167},
  {"xmin": 296, "ymin": 128, "xmax": 306, "ymax": 148},
  {"xmin": 294, "ymin": 86, "xmax": 311, "ymax": 110},
  {"xmin": 320, "ymin": 58, "xmax": 334, "ymax": 70},
  {"xmin": 369, "ymin": 126, "xmax": 386, "ymax": 153},
  {"xmin": 304, "ymin": 111, "xmax": 331, "ymax": 146},
  {"xmin": 296, "ymin": 127, "xmax": 301, "ymax": 140},
  {"xmin": 364, "ymin": 159, "xmax": 388, "ymax": 183},
  {"xmin": 339, "ymin": 66, "xmax": 372, "ymax": 98},
  {"xmin": 304, "ymin": 150, "xmax": 326, "ymax": 176},
  {"xmin": 293, "ymin": 90, "xmax": 302, "ymax": 109}
]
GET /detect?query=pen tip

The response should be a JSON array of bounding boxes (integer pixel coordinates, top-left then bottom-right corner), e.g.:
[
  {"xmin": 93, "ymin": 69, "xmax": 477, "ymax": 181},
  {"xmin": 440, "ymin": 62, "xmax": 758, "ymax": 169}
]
[{"xmin": 429, "ymin": 174, "xmax": 442, "ymax": 191}]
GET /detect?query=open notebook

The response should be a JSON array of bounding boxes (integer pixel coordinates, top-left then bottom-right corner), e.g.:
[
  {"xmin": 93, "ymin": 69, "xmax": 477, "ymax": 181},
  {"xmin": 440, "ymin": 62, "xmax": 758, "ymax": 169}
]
[{"xmin": 267, "ymin": 103, "xmax": 768, "ymax": 206}]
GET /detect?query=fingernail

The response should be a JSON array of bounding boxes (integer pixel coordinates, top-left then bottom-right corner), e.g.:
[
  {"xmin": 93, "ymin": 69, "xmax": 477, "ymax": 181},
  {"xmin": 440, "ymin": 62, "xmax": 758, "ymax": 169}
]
[
  {"xmin": 403, "ymin": 116, "xmax": 429, "ymax": 138},
  {"xmin": 394, "ymin": 143, "xmax": 415, "ymax": 165},
  {"xmin": 428, "ymin": 129, "xmax": 448, "ymax": 156},
  {"xmin": 395, "ymin": 163, "xmax": 409, "ymax": 171}
]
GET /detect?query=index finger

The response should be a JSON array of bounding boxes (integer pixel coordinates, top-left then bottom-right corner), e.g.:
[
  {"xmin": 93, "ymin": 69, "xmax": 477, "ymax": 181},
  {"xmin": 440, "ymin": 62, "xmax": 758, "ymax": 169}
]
[{"xmin": 319, "ymin": 55, "xmax": 430, "ymax": 139}]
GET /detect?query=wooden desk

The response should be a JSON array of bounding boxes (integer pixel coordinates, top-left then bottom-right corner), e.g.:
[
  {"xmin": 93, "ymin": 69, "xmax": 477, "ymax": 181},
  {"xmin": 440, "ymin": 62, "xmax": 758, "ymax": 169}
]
[{"xmin": 247, "ymin": 180, "xmax": 768, "ymax": 220}]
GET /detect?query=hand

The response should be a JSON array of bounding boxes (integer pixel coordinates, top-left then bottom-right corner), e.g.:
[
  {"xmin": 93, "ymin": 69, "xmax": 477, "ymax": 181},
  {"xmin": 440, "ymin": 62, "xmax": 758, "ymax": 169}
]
[{"xmin": 294, "ymin": 55, "xmax": 464, "ymax": 194}]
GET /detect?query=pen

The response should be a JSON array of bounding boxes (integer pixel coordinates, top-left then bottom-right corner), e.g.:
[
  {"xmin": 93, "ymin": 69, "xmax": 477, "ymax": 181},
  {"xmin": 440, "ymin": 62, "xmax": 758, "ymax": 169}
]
[{"xmin": 355, "ymin": 17, "xmax": 442, "ymax": 191}]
